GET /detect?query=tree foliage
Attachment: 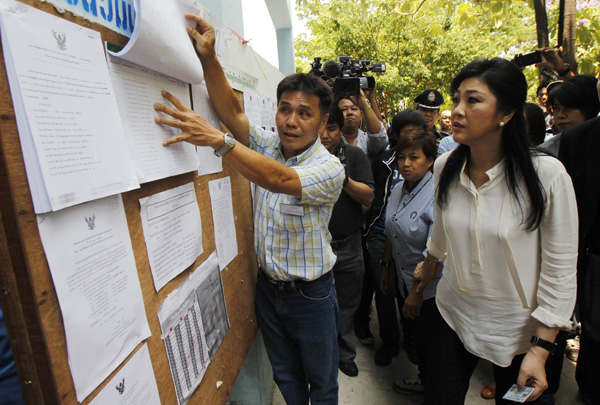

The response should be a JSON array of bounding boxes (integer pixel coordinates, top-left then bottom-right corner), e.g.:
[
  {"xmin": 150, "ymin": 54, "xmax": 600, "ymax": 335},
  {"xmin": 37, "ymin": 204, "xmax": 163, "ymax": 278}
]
[{"xmin": 294, "ymin": 0, "xmax": 599, "ymax": 116}]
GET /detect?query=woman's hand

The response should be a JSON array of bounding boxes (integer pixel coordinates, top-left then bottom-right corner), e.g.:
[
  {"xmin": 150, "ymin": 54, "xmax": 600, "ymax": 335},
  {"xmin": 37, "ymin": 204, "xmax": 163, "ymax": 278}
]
[
  {"xmin": 380, "ymin": 265, "xmax": 390, "ymax": 295},
  {"xmin": 517, "ymin": 347, "xmax": 549, "ymax": 401},
  {"xmin": 402, "ymin": 288, "xmax": 424, "ymax": 319},
  {"xmin": 413, "ymin": 260, "xmax": 441, "ymax": 294}
]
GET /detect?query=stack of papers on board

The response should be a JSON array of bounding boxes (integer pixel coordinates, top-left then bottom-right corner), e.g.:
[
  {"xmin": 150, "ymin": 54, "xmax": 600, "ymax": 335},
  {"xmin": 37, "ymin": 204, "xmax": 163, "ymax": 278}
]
[{"xmin": 0, "ymin": 0, "xmax": 140, "ymax": 213}]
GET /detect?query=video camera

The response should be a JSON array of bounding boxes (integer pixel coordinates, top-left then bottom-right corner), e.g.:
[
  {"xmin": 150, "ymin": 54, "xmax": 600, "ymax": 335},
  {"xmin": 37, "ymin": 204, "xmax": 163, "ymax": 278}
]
[{"xmin": 310, "ymin": 56, "xmax": 386, "ymax": 97}]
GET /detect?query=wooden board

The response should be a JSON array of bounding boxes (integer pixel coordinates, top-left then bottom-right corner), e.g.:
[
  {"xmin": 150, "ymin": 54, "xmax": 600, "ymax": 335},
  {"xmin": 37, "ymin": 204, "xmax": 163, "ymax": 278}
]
[{"xmin": 0, "ymin": 1, "xmax": 259, "ymax": 404}]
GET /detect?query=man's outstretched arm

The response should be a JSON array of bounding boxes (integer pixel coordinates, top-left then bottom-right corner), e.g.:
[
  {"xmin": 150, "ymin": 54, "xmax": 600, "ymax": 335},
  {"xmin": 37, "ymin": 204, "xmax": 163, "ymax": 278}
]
[{"xmin": 185, "ymin": 14, "xmax": 250, "ymax": 146}]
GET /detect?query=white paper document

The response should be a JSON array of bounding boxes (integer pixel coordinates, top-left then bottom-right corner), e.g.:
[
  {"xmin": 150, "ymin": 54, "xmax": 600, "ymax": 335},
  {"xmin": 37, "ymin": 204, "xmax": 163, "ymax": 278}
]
[
  {"xmin": 191, "ymin": 82, "xmax": 222, "ymax": 175},
  {"xmin": 107, "ymin": 53, "xmax": 199, "ymax": 183},
  {"xmin": 243, "ymin": 90, "xmax": 261, "ymax": 128},
  {"xmin": 90, "ymin": 343, "xmax": 160, "ymax": 405},
  {"xmin": 259, "ymin": 96, "xmax": 276, "ymax": 132},
  {"xmin": 157, "ymin": 255, "xmax": 223, "ymax": 404},
  {"xmin": 188, "ymin": 253, "xmax": 230, "ymax": 360},
  {"xmin": 0, "ymin": 0, "xmax": 139, "ymax": 213},
  {"xmin": 108, "ymin": 0, "xmax": 204, "ymax": 84},
  {"xmin": 37, "ymin": 195, "xmax": 151, "ymax": 402},
  {"xmin": 208, "ymin": 177, "xmax": 238, "ymax": 269},
  {"xmin": 139, "ymin": 182, "xmax": 203, "ymax": 291}
]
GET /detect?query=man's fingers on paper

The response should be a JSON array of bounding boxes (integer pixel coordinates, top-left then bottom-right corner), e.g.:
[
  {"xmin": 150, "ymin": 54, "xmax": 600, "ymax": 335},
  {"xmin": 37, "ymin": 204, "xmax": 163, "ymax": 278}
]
[
  {"xmin": 162, "ymin": 134, "xmax": 186, "ymax": 146},
  {"xmin": 160, "ymin": 90, "xmax": 188, "ymax": 111},
  {"xmin": 155, "ymin": 116, "xmax": 185, "ymax": 130},
  {"xmin": 154, "ymin": 103, "xmax": 184, "ymax": 120}
]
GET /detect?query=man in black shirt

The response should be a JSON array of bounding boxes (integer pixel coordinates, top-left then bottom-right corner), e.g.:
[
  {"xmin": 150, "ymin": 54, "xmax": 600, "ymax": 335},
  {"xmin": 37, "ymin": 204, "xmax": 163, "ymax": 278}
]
[{"xmin": 320, "ymin": 105, "xmax": 375, "ymax": 377}]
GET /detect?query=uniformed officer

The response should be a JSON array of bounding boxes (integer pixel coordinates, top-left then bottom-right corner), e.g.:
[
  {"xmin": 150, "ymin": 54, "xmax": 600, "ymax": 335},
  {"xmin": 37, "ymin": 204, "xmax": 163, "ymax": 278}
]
[{"xmin": 414, "ymin": 89, "xmax": 449, "ymax": 141}]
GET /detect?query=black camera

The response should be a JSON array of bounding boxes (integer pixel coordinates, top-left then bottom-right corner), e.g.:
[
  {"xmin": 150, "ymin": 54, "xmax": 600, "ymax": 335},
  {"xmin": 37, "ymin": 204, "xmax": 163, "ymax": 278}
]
[{"xmin": 310, "ymin": 56, "xmax": 386, "ymax": 96}]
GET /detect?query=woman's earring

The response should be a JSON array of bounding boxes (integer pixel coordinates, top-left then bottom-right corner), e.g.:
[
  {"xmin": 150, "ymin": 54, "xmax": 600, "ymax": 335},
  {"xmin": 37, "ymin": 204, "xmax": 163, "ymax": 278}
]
[{"xmin": 499, "ymin": 121, "xmax": 505, "ymax": 127}]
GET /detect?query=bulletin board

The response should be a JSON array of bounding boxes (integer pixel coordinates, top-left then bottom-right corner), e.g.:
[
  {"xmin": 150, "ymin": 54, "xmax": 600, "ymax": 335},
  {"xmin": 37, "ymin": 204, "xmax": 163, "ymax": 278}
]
[{"xmin": 0, "ymin": 0, "xmax": 268, "ymax": 403}]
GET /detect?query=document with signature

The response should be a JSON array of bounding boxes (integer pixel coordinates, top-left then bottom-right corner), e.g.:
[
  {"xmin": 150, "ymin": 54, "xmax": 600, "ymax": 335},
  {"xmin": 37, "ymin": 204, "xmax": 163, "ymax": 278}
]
[
  {"xmin": 89, "ymin": 343, "xmax": 160, "ymax": 405},
  {"xmin": 139, "ymin": 182, "xmax": 203, "ymax": 291},
  {"xmin": 0, "ymin": 0, "xmax": 139, "ymax": 213},
  {"xmin": 107, "ymin": 53, "xmax": 200, "ymax": 183},
  {"xmin": 37, "ymin": 194, "xmax": 151, "ymax": 402}
]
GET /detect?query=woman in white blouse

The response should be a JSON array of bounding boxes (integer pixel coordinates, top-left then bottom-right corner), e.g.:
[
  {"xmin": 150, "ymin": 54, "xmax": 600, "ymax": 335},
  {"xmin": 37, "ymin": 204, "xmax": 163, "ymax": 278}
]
[{"xmin": 415, "ymin": 58, "xmax": 578, "ymax": 404}]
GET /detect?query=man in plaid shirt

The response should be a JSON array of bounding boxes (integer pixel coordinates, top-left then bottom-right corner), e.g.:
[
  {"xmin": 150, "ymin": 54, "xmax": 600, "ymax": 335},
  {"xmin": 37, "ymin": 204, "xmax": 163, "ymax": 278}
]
[{"xmin": 155, "ymin": 15, "xmax": 345, "ymax": 404}]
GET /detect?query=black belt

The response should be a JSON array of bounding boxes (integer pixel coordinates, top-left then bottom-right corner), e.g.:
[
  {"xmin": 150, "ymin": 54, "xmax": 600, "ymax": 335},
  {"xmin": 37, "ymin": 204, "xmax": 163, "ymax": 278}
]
[
  {"xmin": 331, "ymin": 231, "xmax": 357, "ymax": 250},
  {"xmin": 259, "ymin": 268, "xmax": 332, "ymax": 292}
]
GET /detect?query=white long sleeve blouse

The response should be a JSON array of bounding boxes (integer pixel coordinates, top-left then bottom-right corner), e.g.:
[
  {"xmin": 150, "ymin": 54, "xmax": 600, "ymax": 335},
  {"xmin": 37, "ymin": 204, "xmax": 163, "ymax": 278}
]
[{"xmin": 427, "ymin": 152, "xmax": 578, "ymax": 367}]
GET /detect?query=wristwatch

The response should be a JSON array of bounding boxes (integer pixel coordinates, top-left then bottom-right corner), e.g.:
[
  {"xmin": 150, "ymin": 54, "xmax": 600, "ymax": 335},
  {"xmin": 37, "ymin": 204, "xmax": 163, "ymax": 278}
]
[
  {"xmin": 214, "ymin": 133, "xmax": 236, "ymax": 157},
  {"xmin": 558, "ymin": 63, "xmax": 571, "ymax": 76},
  {"xmin": 530, "ymin": 335, "xmax": 557, "ymax": 354}
]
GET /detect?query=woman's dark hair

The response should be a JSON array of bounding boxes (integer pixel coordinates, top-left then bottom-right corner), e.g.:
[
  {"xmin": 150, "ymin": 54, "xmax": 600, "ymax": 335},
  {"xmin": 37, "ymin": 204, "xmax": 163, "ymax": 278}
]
[
  {"xmin": 523, "ymin": 103, "xmax": 547, "ymax": 146},
  {"xmin": 389, "ymin": 109, "xmax": 427, "ymax": 148},
  {"xmin": 395, "ymin": 131, "xmax": 437, "ymax": 168},
  {"xmin": 438, "ymin": 58, "xmax": 546, "ymax": 230},
  {"xmin": 277, "ymin": 73, "xmax": 333, "ymax": 117},
  {"xmin": 547, "ymin": 75, "xmax": 600, "ymax": 120}
]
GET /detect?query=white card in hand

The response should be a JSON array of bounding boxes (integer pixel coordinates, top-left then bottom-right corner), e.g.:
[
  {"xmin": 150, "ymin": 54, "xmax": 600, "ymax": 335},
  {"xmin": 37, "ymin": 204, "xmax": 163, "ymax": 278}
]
[{"xmin": 502, "ymin": 384, "xmax": 535, "ymax": 403}]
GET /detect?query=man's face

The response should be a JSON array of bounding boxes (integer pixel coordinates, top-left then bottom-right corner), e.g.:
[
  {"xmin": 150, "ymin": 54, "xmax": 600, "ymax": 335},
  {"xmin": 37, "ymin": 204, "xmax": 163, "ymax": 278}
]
[
  {"xmin": 439, "ymin": 110, "xmax": 452, "ymax": 132},
  {"xmin": 319, "ymin": 122, "xmax": 343, "ymax": 154},
  {"xmin": 416, "ymin": 106, "xmax": 439, "ymax": 130},
  {"xmin": 275, "ymin": 90, "xmax": 327, "ymax": 160},
  {"xmin": 537, "ymin": 87, "xmax": 548, "ymax": 109},
  {"xmin": 338, "ymin": 98, "xmax": 362, "ymax": 132}
]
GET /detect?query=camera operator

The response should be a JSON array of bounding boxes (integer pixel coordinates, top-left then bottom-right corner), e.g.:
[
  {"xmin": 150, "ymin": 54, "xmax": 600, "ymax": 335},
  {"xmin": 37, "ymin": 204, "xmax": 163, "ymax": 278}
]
[{"xmin": 337, "ymin": 90, "xmax": 388, "ymax": 163}]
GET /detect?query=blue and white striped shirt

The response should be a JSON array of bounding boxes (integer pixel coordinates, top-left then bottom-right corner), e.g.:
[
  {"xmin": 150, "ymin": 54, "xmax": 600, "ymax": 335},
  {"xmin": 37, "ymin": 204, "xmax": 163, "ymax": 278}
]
[
  {"xmin": 249, "ymin": 124, "xmax": 345, "ymax": 281},
  {"xmin": 384, "ymin": 170, "xmax": 442, "ymax": 300}
]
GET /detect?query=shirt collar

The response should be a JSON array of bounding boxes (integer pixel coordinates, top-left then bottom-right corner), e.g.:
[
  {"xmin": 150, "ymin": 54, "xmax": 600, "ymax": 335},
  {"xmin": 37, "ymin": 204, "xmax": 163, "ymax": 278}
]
[
  {"xmin": 277, "ymin": 136, "xmax": 324, "ymax": 165},
  {"xmin": 459, "ymin": 158, "xmax": 506, "ymax": 189},
  {"xmin": 402, "ymin": 170, "xmax": 433, "ymax": 196}
]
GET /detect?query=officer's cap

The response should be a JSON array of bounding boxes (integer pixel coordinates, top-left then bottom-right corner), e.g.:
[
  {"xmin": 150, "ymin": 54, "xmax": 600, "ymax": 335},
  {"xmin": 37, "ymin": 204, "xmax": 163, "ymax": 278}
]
[{"xmin": 414, "ymin": 89, "xmax": 444, "ymax": 109}]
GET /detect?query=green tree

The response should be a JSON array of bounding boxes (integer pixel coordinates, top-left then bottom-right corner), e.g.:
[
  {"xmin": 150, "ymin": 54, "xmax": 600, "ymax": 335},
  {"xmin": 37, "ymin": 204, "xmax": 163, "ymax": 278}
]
[{"xmin": 295, "ymin": 0, "xmax": 599, "ymax": 116}]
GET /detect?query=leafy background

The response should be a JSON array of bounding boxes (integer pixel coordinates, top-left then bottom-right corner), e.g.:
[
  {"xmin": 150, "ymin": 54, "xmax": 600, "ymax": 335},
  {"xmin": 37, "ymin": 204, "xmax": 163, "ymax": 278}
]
[{"xmin": 294, "ymin": 0, "xmax": 600, "ymax": 116}]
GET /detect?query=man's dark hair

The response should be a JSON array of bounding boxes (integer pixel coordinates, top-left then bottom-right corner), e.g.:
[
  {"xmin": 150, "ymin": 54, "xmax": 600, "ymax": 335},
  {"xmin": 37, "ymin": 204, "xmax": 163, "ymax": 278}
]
[
  {"xmin": 536, "ymin": 82, "xmax": 550, "ymax": 96},
  {"xmin": 388, "ymin": 109, "xmax": 427, "ymax": 148},
  {"xmin": 277, "ymin": 73, "xmax": 333, "ymax": 117},
  {"xmin": 327, "ymin": 105, "xmax": 345, "ymax": 129},
  {"xmin": 523, "ymin": 102, "xmax": 547, "ymax": 146},
  {"xmin": 547, "ymin": 75, "xmax": 600, "ymax": 120}
]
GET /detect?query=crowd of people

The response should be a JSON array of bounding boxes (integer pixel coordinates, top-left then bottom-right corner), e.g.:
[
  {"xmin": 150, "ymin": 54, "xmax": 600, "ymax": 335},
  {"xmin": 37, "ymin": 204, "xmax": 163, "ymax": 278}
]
[
  {"xmin": 149, "ymin": 14, "xmax": 599, "ymax": 405},
  {"xmin": 1, "ymin": 9, "xmax": 598, "ymax": 405}
]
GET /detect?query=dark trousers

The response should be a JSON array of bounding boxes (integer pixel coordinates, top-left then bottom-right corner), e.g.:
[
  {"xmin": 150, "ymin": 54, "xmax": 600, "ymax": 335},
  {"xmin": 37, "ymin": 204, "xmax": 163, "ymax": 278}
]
[
  {"xmin": 354, "ymin": 230, "xmax": 400, "ymax": 348},
  {"xmin": 331, "ymin": 230, "xmax": 365, "ymax": 364},
  {"xmin": 255, "ymin": 271, "xmax": 339, "ymax": 404},
  {"xmin": 576, "ymin": 252, "xmax": 600, "ymax": 400},
  {"xmin": 416, "ymin": 297, "xmax": 436, "ymax": 382},
  {"xmin": 424, "ymin": 303, "xmax": 553, "ymax": 405}
]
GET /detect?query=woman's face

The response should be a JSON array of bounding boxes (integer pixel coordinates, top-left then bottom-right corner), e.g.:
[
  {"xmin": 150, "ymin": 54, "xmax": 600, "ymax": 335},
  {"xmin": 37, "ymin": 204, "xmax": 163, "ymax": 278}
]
[
  {"xmin": 451, "ymin": 77, "xmax": 508, "ymax": 147},
  {"xmin": 396, "ymin": 146, "xmax": 433, "ymax": 187},
  {"xmin": 550, "ymin": 101, "xmax": 587, "ymax": 133}
]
